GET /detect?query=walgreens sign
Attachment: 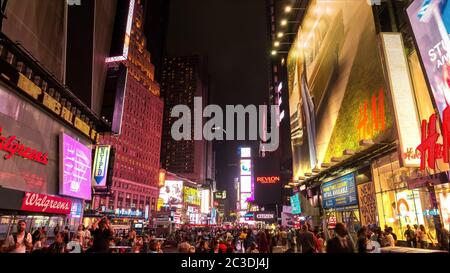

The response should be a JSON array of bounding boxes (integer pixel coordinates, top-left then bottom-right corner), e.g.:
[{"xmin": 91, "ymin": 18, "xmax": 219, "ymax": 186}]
[
  {"xmin": 0, "ymin": 127, "xmax": 48, "ymax": 165},
  {"xmin": 21, "ymin": 192, "xmax": 72, "ymax": 215}
]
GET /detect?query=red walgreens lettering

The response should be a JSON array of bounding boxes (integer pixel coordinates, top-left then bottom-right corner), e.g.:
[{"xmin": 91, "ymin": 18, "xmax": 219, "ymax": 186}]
[{"xmin": 0, "ymin": 127, "xmax": 48, "ymax": 165}]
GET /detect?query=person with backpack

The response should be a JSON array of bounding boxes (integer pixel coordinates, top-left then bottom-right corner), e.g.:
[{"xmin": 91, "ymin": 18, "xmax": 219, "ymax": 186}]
[{"xmin": 2, "ymin": 220, "xmax": 32, "ymax": 253}]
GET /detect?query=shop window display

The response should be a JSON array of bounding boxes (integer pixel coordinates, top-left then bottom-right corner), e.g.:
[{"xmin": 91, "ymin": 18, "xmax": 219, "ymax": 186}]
[{"xmin": 372, "ymin": 152, "xmax": 438, "ymax": 245}]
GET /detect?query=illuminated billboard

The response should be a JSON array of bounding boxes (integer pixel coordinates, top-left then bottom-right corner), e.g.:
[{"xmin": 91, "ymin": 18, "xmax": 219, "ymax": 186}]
[
  {"xmin": 253, "ymin": 157, "xmax": 282, "ymax": 205},
  {"xmin": 240, "ymin": 193, "xmax": 252, "ymax": 210},
  {"xmin": 60, "ymin": 133, "xmax": 92, "ymax": 200},
  {"xmin": 159, "ymin": 180, "xmax": 183, "ymax": 207},
  {"xmin": 240, "ymin": 159, "xmax": 251, "ymax": 175},
  {"xmin": 291, "ymin": 193, "xmax": 301, "ymax": 215},
  {"xmin": 183, "ymin": 187, "xmax": 200, "ymax": 206},
  {"xmin": 201, "ymin": 189, "xmax": 210, "ymax": 214},
  {"xmin": 287, "ymin": 0, "xmax": 394, "ymax": 179},
  {"xmin": 240, "ymin": 176, "xmax": 252, "ymax": 193},
  {"xmin": 407, "ymin": 0, "xmax": 450, "ymax": 120},
  {"xmin": 240, "ymin": 147, "xmax": 251, "ymax": 158}
]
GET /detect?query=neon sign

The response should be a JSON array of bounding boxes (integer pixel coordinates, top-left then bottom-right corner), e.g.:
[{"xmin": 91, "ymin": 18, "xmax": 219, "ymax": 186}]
[
  {"xmin": 256, "ymin": 176, "xmax": 280, "ymax": 184},
  {"xmin": 0, "ymin": 127, "xmax": 48, "ymax": 165}
]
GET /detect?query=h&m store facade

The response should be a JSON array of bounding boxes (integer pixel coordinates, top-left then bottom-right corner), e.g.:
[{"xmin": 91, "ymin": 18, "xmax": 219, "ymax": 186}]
[{"xmin": 287, "ymin": 0, "xmax": 450, "ymax": 247}]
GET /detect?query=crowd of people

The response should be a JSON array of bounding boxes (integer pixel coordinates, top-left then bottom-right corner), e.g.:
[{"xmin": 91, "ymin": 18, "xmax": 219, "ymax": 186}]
[{"xmin": 1, "ymin": 218, "xmax": 448, "ymax": 253}]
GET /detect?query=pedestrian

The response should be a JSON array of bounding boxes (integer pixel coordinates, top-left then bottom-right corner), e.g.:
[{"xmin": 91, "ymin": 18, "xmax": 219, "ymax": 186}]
[
  {"xmin": 178, "ymin": 237, "xmax": 192, "ymax": 253},
  {"xmin": 438, "ymin": 227, "xmax": 449, "ymax": 251},
  {"xmin": 316, "ymin": 232, "xmax": 326, "ymax": 253},
  {"xmin": 66, "ymin": 233, "xmax": 83, "ymax": 253},
  {"xmin": 326, "ymin": 223, "xmax": 355, "ymax": 253},
  {"xmin": 47, "ymin": 232, "xmax": 66, "ymax": 253},
  {"xmin": 244, "ymin": 229, "xmax": 255, "ymax": 253},
  {"xmin": 149, "ymin": 240, "xmax": 163, "ymax": 253},
  {"xmin": 32, "ymin": 227, "xmax": 42, "ymax": 244},
  {"xmin": 256, "ymin": 230, "xmax": 269, "ymax": 253},
  {"xmin": 90, "ymin": 217, "xmax": 114, "ymax": 253},
  {"xmin": 53, "ymin": 224, "xmax": 60, "ymax": 237},
  {"xmin": 357, "ymin": 227, "xmax": 369, "ymax": 253},
  {"xmin": 413, "ymin": 224, "xmax": 420, "ymax": 248},
  {"xmin": 248, "ymin": 242, "xmax": 259, "ymax": 253},
  {"xmin": 296, "ymin": 224, "xmax": 317, "ymax": 253},
  {"xmin": 1, "ymin": 220, "xmax": 33, "ymax": 253},
  {"xmin": 32, "ymin": 236, "xmax": 47, "ymax": 253},
  {"xmin": 404, "ymin": 225, "xmax": 416, "ymax": 248},
  {"xmin": 384, "ymin": 227, "xmax": 396, "ymax": 247},
  {"xmin": 418, "ymin": 225, "xmax": 434, "ymax": 249},
  {"xmin": 63, "ymin": 226, "xmax": 70, "ymax": 245}
]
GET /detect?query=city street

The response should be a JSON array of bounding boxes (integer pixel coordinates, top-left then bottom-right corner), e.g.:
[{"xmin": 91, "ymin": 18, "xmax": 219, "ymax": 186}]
[{"xmin": 0, "ymin": 0, "xmax": 449, "ymax": 258}]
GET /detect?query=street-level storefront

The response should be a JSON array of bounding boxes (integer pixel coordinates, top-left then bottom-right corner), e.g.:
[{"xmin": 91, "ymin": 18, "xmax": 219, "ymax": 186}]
[
  {"xmin": 371, "ymin": 151, "xmax": 450, "ymax": 245},
  {"xmin": 0, "ymin": 188, "xmax": 73, "ymax": 242},
  {"xmin": 0, "ymin": 37, "xmax": 102, "ymax": 241}
]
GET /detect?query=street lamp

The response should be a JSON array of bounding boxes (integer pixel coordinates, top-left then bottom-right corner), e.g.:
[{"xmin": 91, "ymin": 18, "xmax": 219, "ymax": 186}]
[{"xmin": 285, "ymin": 6, "xmax": 307, "ymax": 13}]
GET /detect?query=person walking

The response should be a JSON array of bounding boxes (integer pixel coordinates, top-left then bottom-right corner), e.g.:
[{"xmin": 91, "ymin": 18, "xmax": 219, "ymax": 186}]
[
  {"xmin": 296, "ymin": 224, "xmax": 317, "ymax": 253},
  {"xmin": 256, "ymin": 230, "xmax": 269, "ymax": 253},
  {"xmin": 244, "ymin": 229, "xmax": 255, "ymax": 253},
  {"xmin": 47, "ymin": 232, "xmax": 66, "ymax": 253},
  {"xmin": 402, "ymin": 225, "xmax": 414, "ymax": 248},
  {"xmin": 2, "ymin": 220, "xmax": 32, "ymax": 253},
  {"xmin": 90, "ymin": 217, "xmax": 114, "ymax": 253},
  {"xmin": 418, "ymin": 225, "xmax": 434, "ymax": 249},
  {"xmin": 326, "ymin": 223, "xmax": 355, "ymax": 253}
]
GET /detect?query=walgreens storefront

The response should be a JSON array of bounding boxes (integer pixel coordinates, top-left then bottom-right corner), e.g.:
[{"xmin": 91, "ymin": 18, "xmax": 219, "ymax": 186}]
[{"xmin": 0, "ymin": 80, "xmax": 92, "ymax": 241}]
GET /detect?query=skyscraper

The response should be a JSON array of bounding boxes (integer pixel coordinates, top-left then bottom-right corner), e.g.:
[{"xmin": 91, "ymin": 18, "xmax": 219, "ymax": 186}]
[
  {"xmin": 91, "ymin": 0, "xmax": 164, "ymax": 218},
  {"xmin": 160, "ymin": 55, "xmax": 208, "ymax": 184}
]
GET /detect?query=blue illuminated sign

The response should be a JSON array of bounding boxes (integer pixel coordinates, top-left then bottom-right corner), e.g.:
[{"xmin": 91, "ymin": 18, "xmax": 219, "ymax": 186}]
[{"xmin": 321, "ymin": 173, "xmax": 358, "ymax": 209}]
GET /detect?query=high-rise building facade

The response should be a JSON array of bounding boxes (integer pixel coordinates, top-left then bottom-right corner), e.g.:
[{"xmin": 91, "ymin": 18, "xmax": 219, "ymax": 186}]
[
  {"xmin": 90, "ymin": 0, "xmax": 164, "ymax": 219},
  {"xmin": 160, "ymin": 55, "xmax": 208, "ymax": 184}
]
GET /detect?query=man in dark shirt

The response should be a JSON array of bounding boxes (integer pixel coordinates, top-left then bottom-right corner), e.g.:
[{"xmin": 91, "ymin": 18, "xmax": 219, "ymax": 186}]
[
  {"xmin": 327, "ymin": 223, "xmax": 355, "ymax": 253},
  {"xmin": 91, "ymin": 217, "xmax": 114, "ymax": 253},
  {"xmin": 296, "ymin": 224, "xmax": 317, "ymax": 253}
]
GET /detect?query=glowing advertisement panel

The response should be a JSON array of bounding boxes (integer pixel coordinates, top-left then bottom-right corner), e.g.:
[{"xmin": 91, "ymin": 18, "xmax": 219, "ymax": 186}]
[
  {"xmin": 381, "ymin": 33, "xmax": 422, "ymax": 167},
  {"xmin": 159, "ymin": 180, "xmax": 183, "ymax": 207},
  {"xmin": 407, "ymin": 0, "xmax": 450, "ymax": 119},
  {"xmin": 240, "ymin": 176, "xmax": 252, "ymax": 193},
  {"xmin": 240, "ymin": 147, "xmax": 251, "ymax": 158},
  {"xmin": 201, "ymin": 189, "xmax": 210, "ymax": 214},
  {"xmin": 321, "ymin": 173, "xmax": 357, "ymax": 209},
  {"xmin": 240, "ymin": 159, "xmax": 251, "ymax": 175},
  {"xmin": 240, "ymin": 193, "xmax": 252, "ymax": 210},
  {"xmin": 59, "ymin": 133, "xmax": 92, "ymax": 200},
  {"xmin": 290, "ymin": 193, "xmax": 302, "ymax": 214},
  {"xmin": 91, "ymin": 145, "xmax": 111, "ymax": 188}
]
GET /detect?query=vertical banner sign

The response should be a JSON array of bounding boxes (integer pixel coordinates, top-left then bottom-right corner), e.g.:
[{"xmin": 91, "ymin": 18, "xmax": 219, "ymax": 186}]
[
  {"xmin": 357, "ymin": 182, "xmax": 378, "ymax": 226},
  {"xmin": 381, "ymin": 33, "xmax": 422, "ymax": 167},
  {"xmin": 92, "ymin": 145, "xmax": 111, "ymax": 188}
]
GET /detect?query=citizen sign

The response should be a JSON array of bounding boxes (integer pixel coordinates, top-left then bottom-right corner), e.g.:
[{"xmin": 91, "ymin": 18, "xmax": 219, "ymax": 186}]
[
  {"xmin": 256, "ymin": 213, "xmax": 275, "ymax": 219},
  {"xmin": 21, "ymin": 192, "xmax": 72, "ymax": 214}
]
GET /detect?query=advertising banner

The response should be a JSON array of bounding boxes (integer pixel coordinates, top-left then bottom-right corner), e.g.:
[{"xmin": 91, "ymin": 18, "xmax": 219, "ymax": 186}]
[
  {"xmin": 159, "ymin": 180, "xmax": 183, "ymax": 207},
  {"xmin": 183, "ymin": 187, "xmax": 200, "ymax": 206},
  {"xmin": 357, "ymin": 182, "xmax": 377, "ymax": 226},
  {"xmin": 290, "ymin": 193, "xmax": 302, "ymax": 214},
  {"xmin": 253, "ymin": 157, "xmax": 282, "ymax": 205},
  {"xmin": 407, "ymin": 0, "xmax": 450, "ymax": 120},
  {"xmin": 92, "ymin": 145, "xmax": 111, "ymax": 188},
  {"xmin": 321, "ymin": 173, "xmax": 358, "ymax": 209},
  {"xmin": 21, "ymin": 192, "xmax": 72, "ymax": 215},
  {"xmin": 60, "ymin": 133, "xmax": 92, "ymax": 200},
  {"xmin": 287, "ymin": 0, "xmax": 394, "ymax": 179}
]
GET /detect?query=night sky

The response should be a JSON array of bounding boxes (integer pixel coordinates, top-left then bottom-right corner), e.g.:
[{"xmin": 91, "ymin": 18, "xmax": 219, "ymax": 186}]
[{"xmin": 165, "ymin": 0, "xmax": 270, "ymax": 212}]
